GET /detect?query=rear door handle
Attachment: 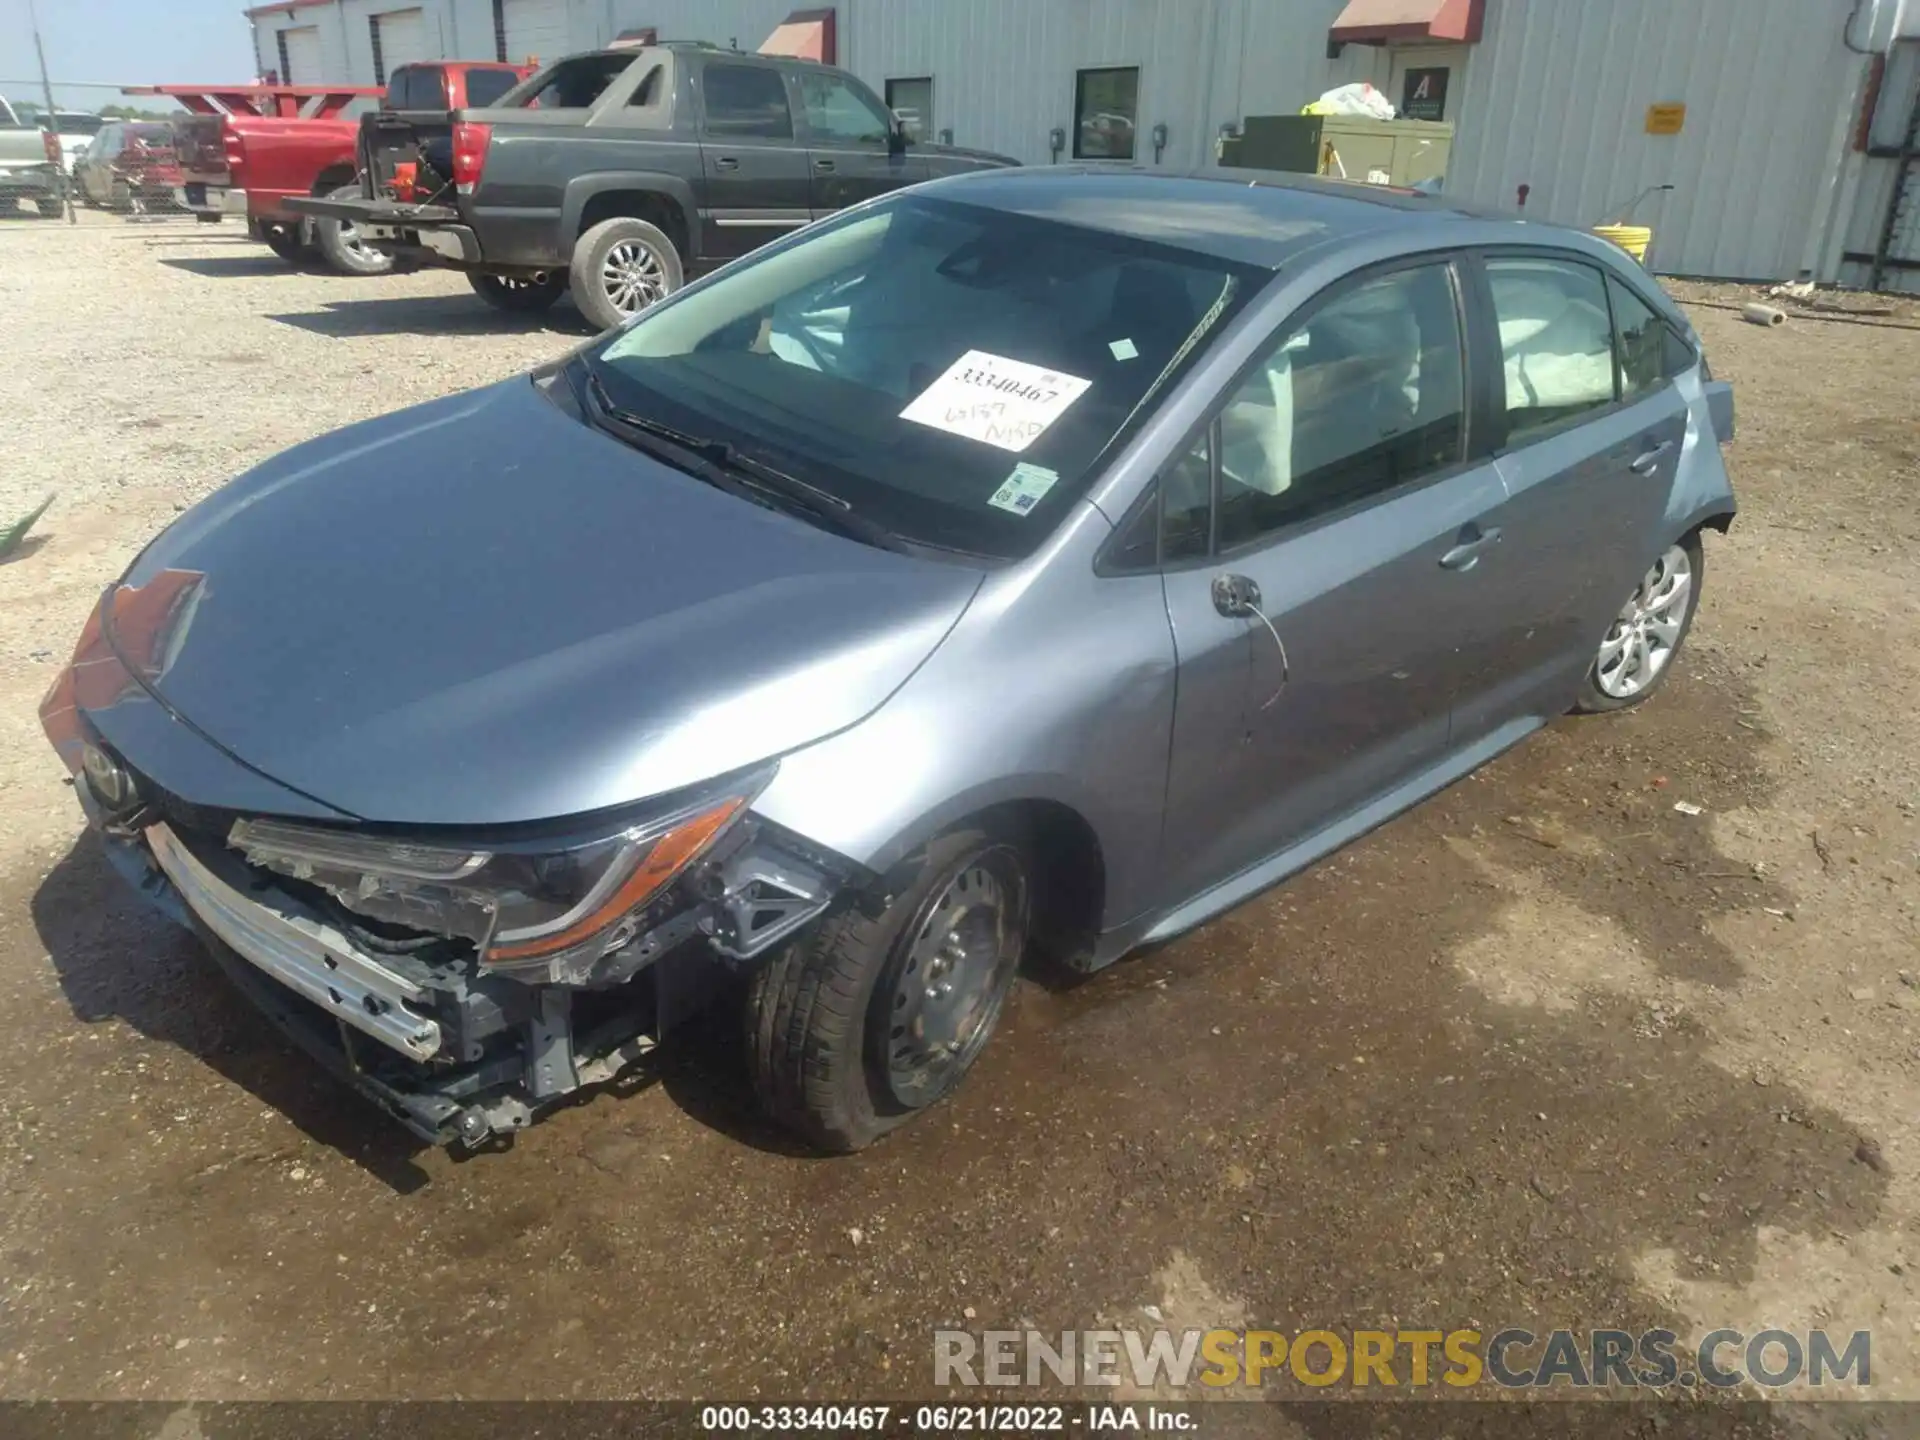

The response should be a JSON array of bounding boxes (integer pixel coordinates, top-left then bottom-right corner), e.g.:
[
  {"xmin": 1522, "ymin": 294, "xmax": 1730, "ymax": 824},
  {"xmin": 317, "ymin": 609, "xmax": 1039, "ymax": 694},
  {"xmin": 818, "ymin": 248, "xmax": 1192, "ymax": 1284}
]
[
  {"xmin": 1630, "ymin": 439, "xmax": 1675, "ymax": 474},
  {"xmin": 713, "ymin": 156, "xmax": 739, "ymax": 171},
  {"xmin": 813, "ymin": 158, "xmax": 836, "ymax": 172},
  {"xmin": 1439, "ymin": 524, "xmax": 1502, "ymax": 571}
]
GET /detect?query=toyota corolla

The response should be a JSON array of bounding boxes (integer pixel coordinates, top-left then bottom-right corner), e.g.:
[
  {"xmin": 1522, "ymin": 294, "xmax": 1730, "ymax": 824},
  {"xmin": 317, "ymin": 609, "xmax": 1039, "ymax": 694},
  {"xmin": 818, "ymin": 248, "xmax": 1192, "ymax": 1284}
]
[{"xmin": 42, "ymin": 170, "xmax": 1735, "ymax": 1151}]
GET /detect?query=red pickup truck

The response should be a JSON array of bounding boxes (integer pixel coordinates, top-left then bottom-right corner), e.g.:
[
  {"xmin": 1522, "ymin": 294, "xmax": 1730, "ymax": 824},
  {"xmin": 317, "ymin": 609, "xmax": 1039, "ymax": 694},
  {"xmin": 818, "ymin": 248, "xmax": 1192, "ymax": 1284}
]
[{"xmin": 134, "ymin": 61, "xmax": 527, "ymax": 274}]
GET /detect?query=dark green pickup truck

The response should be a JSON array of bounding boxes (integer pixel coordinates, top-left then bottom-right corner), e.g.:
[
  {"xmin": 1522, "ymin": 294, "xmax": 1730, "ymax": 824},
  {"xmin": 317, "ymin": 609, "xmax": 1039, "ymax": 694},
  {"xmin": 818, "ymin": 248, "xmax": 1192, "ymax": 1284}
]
[{"xmin": 291, "ymin": 42, "xmax": 1016, "ymax": 329}]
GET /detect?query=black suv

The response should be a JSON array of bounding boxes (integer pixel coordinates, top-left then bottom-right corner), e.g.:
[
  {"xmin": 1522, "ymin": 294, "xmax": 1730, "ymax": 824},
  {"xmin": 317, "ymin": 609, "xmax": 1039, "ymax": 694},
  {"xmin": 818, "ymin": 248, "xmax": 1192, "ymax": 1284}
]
[{"xmin": 294, "ymin": 43, "xmax": 1018, "ymax": 328}]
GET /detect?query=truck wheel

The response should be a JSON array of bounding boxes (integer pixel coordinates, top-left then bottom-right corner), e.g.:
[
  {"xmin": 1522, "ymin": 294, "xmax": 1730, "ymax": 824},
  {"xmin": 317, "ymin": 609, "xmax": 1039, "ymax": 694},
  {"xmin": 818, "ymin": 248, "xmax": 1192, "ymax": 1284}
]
[
  {"xmin": 746, "ymin": 827, "xmax": 1030, "ymax": 1153},
  {"xmin": 312, "ymin": 184, "xmax": 392, "ymax": 276},
  {"xmin": 36, "ymin": 197, "xmax": 64, "ymax": 219},
  {"xmin": 569, "ymin": 216, "xmax": 683, "ymax": 332},
  {"xmin": 468, "ymin": 272, "xmax": 566, "ymax": 313},
  {"xmin": 259, "ymin": 220, "xmax": 309, "ymax": 265}
]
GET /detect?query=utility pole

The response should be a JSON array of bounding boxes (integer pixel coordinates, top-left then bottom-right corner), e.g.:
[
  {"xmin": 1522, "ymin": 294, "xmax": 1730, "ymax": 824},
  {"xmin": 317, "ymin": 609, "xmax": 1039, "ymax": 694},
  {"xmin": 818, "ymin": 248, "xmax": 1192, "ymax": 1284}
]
[{"xmin": 25, "ymin": 0, "xmax": 75, "ymax": 223}]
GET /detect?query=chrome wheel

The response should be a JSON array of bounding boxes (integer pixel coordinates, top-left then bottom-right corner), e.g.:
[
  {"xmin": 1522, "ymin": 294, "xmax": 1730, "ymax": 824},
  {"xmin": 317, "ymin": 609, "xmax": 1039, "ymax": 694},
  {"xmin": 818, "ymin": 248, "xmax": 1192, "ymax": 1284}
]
[
  {"xmin": 1596, "ymin": 544, "xmax": 1693, "ymax": 699},
  {"xmin": 882, "ymin": 855, "xmax": 1023, "ymax": 1105},
  {"xmin": 600, "ymin": 239, "xmax": 667, "ymax": 315}
]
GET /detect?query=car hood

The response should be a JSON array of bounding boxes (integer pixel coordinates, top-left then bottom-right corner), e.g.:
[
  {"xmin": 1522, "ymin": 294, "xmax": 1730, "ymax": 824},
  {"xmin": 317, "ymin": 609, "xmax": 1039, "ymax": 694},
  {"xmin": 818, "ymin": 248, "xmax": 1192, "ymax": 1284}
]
[
  {"xmin": 919, "ymin": 142, "xmax": 1019, "ymax": 171},
  {"xmin": 107, "ymin": 375, "xmax": 983, "ymax": 827}
]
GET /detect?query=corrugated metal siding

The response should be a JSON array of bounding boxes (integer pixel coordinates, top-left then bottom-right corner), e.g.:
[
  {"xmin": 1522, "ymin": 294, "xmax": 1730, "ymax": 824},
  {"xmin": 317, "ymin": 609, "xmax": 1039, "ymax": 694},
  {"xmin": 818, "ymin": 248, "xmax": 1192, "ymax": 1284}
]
[
  {"xmin": 1841, "ymin": 39, "xmax": 1920, "ymax": 292},
  {"xmin": 605, "ymin": 0, "xmax": 794, "ymax": 51},
  {"xmin": 842, "ymin": 0, "xmax": 1216, "ymax": 165},
  {"xmin": 1441, "ymin": 0, "xmax": 1863, "ymax": 280}
]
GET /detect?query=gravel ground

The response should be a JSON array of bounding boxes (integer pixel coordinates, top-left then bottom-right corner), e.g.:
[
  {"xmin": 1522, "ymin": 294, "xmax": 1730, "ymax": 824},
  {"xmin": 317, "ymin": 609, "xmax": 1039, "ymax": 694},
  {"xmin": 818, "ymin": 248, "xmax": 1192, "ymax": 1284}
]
[{"xmin": 1, "ymin": 211, "xmax": 1918, "ymax": 1421}]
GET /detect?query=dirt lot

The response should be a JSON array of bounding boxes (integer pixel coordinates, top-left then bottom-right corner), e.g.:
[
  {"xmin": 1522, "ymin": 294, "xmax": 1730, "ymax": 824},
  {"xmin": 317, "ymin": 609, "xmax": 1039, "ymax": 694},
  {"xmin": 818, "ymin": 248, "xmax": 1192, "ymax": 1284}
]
[{"xmin": 1, "ymin": 210, "xmax": 1917, "ymax": 1417}]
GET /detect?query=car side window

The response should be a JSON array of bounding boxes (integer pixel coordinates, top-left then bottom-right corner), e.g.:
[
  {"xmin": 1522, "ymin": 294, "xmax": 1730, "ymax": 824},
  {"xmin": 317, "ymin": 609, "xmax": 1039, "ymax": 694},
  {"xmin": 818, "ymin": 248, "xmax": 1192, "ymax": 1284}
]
[
  {"xmin": 1608, "ymin": 275, "xmax": 1667, "ymax": 401},
  {"xmin": 800, "ymin": 71, "xmax": 893, "ymax": 144},
  {"xmin": 465, "ymin": 68, "xmax": 520, "ymax": 108},
  {"xmin": 1485, "ymin": 255, "xmax": 1616, "ymax": 442},
  {"xmin": 703, "ymin": 63, "xmax": 794, "ymax": 139},
  {"xmin": 1212, "ymin": 262, "xmax": 1466, "ymax": 551},
  {"xmin": 1160, "ymin": 430, "xmax": 1212, "ymax": 562}
]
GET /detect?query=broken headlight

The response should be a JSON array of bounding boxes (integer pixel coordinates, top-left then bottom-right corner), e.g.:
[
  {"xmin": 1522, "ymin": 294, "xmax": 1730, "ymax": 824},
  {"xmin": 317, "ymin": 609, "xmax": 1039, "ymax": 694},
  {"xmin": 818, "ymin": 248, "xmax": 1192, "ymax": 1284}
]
[{"xmin": 226, "ymin": 768, "xmax": 771, "ymax": 983}]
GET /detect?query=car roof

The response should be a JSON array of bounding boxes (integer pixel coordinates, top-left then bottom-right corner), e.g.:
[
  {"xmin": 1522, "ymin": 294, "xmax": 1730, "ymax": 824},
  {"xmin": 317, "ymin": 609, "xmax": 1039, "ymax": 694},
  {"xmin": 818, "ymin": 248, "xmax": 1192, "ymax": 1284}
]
[{"xmin": 917, "ymin": 167, "xmax": 1542, "ymax": 269}]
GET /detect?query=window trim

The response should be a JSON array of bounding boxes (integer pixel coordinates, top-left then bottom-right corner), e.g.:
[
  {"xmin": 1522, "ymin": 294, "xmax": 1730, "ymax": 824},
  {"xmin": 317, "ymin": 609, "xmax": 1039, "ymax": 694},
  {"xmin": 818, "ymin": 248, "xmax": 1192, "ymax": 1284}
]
[
  {"xmin": 1099, "ymin": 249, "xmax": 1482, "ymax": 573},
  {"xmin": 1072, "ymin": 64, "xmax": 1142, "ymax": 162},
  {"xmin": 1472, "ymin": 245, "xmax": 1680, "ymax": 457}
]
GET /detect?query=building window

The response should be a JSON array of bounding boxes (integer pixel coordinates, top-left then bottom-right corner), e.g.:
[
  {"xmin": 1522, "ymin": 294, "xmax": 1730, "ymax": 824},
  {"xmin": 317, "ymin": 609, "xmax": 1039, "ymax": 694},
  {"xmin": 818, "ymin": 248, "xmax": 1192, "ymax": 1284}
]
[
  {"xmin": 492, "ymin": 0, "xmax": 508, "ymax": 63},
  {"xmin": 369, "ymin": 17, "xmax": 387, "ymax": 85},
  {"xmin": 1073, "ymin": 66, "xmax": 1138, "ymax": 160},
  {"xmin": 276, "ymin": 31, "xmax": 292, "ymax": 84},
  {"xmin": 886, "ymin": 77, "xmax": 933, "ymax": 143}
]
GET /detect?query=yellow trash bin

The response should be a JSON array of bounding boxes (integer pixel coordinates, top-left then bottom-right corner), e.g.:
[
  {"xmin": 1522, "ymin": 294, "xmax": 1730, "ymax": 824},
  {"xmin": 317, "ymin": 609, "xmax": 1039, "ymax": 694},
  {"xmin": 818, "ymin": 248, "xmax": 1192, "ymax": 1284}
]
[{"xmin": 1593, "ymin": 224, "xmax": 1652, "ymax": 262}]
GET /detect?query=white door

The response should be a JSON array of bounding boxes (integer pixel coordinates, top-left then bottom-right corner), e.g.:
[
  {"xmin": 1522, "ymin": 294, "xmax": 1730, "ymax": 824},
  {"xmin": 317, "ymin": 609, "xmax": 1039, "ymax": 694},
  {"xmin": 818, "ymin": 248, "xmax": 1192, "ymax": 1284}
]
[
  {"xmin": 501, "ymin": 0, "xmax": 572, "ymax": 68},
  {"xmin": 1387, "ymin": 44, "xmax": 1469, "ymax": 124},
  {"xmin": 374, "ymin": 9, "xmax": 433, "ymax": 76},
  {"xmin": 281, "ymin": 25, "xmax": 323, "ymax": 84}
]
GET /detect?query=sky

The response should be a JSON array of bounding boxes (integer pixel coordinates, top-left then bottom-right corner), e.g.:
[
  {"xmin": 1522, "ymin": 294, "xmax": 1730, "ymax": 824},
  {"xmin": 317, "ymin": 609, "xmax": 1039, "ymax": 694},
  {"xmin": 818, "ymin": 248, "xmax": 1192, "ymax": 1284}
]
[{"xmin": 0, "ymin": 0, "xmax": 259, "ymax": 112}]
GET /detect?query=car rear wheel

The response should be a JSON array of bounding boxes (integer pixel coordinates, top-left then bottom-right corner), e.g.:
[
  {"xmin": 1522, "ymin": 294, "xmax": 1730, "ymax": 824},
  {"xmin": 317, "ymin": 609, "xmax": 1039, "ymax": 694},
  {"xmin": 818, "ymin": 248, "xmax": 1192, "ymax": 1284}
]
[
  {"xmin": 1575, "ymin": 534, "xmax": 1703, "ymax": 713},
  {"xmin": 313, "ymin": 183, "xmax": 393, "ymax": 276},
  {"xmin": 468, "ymin": 271, "xmax": 566, "ymax": 313},
  {"xmin": 747, "ymin": 827, "xmax": 1030, "ymax": 1152},
  {"xmin": 569, "ymin": 216, "xmax": 683, "ymax": 332}
]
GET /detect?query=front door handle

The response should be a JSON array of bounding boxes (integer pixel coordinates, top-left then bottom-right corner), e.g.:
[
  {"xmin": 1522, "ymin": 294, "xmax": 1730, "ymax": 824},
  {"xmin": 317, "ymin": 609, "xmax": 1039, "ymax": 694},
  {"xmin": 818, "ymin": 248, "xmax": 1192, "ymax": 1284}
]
[
  {"xmin": 1630, "ymin": 439, "xmax": 1675, "ymax": 474},
  {"xmin": 813, "ymin": 158, "xmax": 836, "ymax": 172},
  {"xmin": 1439, "ymin": 524, "xmax": 1502, "ymax": 572},
  {"xmin": 713, "ymin": 156, "xmax": 740, "ymax": 170}
]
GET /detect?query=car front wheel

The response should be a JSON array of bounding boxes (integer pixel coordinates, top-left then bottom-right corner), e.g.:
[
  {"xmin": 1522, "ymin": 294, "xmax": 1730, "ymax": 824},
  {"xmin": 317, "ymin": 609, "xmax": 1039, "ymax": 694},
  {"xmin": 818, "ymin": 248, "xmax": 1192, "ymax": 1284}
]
[
  {"xmin": 1575, "ymin": 533, "xmax": 1703, "ymax": 713},
  {"xmin": 747, "ymin": 827, "xmax": 1030, "ymax": 1152}
]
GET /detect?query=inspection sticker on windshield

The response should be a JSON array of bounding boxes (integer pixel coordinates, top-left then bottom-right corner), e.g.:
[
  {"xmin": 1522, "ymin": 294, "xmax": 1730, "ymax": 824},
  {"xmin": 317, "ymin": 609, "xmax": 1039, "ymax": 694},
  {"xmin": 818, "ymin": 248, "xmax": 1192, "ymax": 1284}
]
[
  {"xmin": 987, "ymin": 462, "xmax": 1059, "ymax": 517},
  {"xmin": 899, "ymin": 350, "xmax": 1092, "ymax": 454}
]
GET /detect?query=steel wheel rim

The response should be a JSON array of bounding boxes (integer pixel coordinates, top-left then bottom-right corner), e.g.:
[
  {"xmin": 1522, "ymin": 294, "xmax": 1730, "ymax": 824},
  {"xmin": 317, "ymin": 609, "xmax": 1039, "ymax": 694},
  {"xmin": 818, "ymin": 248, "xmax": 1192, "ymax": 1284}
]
[
  {"xmin": 883, "ymin": 856, "xmax": 1023, "ymax": 1105},
  {"xmin": 1596, "ymin": 544, "xmax": 1692, "ymax": 699},
  {"xmin": 601, "ymin": 239, "xmax": 666, "ymax": 315}
]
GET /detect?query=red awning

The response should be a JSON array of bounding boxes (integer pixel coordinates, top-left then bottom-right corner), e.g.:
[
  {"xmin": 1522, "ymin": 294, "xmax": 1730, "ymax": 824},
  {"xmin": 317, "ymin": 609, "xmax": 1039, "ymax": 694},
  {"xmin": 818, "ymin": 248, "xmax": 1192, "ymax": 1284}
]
[
  {"xmin": 1329, "ymin": 0, "xmax": 1484, "ymax": 44},
  {"xmin": 758, "ymin": 7, "xmax": 837, "ymax": 65}
]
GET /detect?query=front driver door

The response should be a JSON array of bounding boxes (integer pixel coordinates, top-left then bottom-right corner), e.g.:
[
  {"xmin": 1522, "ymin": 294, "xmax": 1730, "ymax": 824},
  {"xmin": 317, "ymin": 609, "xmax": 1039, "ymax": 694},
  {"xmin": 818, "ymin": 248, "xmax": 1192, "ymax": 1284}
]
[
  {"xmin": 1156, "ymin": 256, "xmax": 1508, "ymax": 911},
  {"xmin": 794, "ymin": 68, "xmax": 922, "ymax": 217}
]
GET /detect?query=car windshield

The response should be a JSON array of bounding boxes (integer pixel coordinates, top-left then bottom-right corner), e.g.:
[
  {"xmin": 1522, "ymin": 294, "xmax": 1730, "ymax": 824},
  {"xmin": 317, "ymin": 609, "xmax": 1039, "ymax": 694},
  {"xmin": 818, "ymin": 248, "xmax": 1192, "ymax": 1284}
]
[{"xmin": 589, "ymin": 194, "xmax": 1268, "ymax": 558}]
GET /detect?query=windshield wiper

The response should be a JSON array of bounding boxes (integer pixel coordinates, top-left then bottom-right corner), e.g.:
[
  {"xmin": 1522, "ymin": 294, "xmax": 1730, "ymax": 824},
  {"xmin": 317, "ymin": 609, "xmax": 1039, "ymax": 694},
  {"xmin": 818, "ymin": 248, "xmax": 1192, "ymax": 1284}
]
[{"xmin": 581, "ymin": 364, "xmax": 908, "ymax": 554}]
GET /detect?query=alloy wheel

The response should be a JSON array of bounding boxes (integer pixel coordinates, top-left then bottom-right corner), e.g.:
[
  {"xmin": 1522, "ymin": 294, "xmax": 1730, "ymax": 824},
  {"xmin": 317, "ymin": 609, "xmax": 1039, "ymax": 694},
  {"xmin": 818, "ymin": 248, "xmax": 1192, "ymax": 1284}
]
[
  {"xmin": 600, "ymin": 240, "xmax": 667, "ymax": 316},
  {"xmin": 1595, "ymin": 544, "xmax": 1693, "ymax": 699}
]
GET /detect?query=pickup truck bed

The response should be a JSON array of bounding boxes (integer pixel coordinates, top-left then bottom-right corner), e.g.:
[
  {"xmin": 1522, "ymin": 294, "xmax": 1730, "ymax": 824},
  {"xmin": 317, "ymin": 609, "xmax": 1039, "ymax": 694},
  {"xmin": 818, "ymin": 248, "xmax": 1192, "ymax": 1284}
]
[{"xmin": 292, "ymin": 42, "xmax": 1015, "ymax": 329}]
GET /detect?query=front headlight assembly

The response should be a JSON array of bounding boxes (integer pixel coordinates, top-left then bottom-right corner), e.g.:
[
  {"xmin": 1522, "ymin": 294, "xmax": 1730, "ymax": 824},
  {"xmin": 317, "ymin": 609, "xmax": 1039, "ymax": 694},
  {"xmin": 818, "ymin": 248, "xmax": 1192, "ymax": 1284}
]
[{"xmin": 227, "ymin": 768, "xmax": 772, "ymax": 984}]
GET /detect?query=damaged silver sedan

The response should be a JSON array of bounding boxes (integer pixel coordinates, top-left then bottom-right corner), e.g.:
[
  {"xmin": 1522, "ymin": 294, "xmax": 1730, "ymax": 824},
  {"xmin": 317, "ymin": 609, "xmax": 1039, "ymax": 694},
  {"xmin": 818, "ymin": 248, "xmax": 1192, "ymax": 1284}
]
[{"xmin": 41, "ymin": 170, "xmax": 1735, "ymax": 1150}]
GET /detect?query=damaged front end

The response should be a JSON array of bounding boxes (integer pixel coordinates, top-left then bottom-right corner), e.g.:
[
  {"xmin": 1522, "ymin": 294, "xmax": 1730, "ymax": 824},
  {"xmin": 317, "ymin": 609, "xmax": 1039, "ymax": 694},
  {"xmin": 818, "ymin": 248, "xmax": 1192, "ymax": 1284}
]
[{"xmin": 89, "ymin": 758, "xmax": 851, "ymax": 1147}]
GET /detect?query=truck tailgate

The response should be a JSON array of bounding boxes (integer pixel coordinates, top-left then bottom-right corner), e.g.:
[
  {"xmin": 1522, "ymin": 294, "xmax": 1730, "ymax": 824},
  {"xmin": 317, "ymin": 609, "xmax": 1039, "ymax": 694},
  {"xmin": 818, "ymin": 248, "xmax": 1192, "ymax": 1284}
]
[
  {"xmin": 360, "ymin": 109, "xmax": 455, "ymax": 201},
  {"xmin": 285, "ymin": 194, "xmax": 459, "ymax": 225}
]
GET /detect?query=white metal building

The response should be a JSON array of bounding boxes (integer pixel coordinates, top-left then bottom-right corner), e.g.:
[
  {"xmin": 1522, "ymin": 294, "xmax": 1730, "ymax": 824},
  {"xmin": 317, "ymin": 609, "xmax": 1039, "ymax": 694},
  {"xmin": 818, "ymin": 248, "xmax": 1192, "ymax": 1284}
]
[{"xmin": 241, "ymin": 0, "xmax": 1920, "ymax": 289}]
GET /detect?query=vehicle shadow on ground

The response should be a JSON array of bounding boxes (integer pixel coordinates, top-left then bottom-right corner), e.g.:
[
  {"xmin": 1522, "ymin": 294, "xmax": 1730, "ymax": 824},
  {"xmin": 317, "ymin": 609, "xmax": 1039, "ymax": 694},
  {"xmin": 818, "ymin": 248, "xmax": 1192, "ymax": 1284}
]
[
  {"xmin": 266, "ymin": 293, "xmax": 595, "ymax": 339},
  {"xmin": 30, "ymin": 837, "xmax": 438, "ymax": 1193},
  {"xmin": 159, "ymin": 255, "xmax": 305, "ymax": 279}
]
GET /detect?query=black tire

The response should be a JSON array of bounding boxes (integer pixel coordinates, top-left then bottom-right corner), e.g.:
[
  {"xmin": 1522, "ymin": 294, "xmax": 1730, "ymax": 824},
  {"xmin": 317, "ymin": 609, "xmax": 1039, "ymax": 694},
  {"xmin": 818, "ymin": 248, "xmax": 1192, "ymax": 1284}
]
[
  {"xmin": 569, "ymin": 216, "xmax": 684, "ymax": 332},
  {"xmin": 259, "ymin": 220, "xmax": 308, "ymax": 264},
  {"xmin": 313, "ymin": 182, "xmax": 392, "ymax": 276},
  {"xmin": 1574, "ymin": 532, "xmax": 1704, "ymax": 714},
  {"xmin": 35, "ymin": 197, "xmax": 63, "ymax": 219},
  {"xmin": 747, "ymin": 827, "xmax": 1030, "ymax": 1153},
  {"xmin": 468, "ymin": 271, "xmax": 566, "ymax": 313}
]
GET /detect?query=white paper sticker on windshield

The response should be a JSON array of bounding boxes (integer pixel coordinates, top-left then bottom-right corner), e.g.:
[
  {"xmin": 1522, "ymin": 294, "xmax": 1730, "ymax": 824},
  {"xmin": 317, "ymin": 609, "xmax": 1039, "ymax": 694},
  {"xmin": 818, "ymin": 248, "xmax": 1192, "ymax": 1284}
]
[
  {"xmin": 1108, "ymin": 337, "xmax": 1139, "ymax": 361},
  {"xmin": 987, "ymin": 463, "xmax": 1059, "ymax": 517},
  {"xmin": 899, "ymin": 350, "xmax": 1092, "ymax": 454}
]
